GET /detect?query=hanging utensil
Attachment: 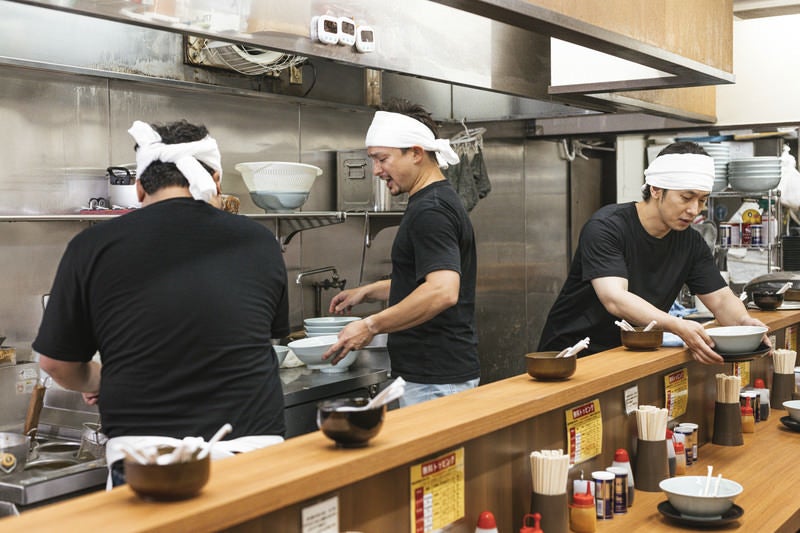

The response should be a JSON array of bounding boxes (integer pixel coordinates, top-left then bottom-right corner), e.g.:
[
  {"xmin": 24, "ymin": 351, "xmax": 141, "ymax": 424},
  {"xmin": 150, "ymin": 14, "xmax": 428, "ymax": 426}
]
[{"xmin": 23, "ymin": 379, "xmax": 47, "ymax": 440}]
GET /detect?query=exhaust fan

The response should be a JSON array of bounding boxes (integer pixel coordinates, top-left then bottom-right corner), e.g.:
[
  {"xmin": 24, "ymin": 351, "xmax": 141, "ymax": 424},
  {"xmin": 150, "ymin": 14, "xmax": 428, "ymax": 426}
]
[{"xmin": 186, "ymin": 36, "xmax": 306, "ymax": 76}]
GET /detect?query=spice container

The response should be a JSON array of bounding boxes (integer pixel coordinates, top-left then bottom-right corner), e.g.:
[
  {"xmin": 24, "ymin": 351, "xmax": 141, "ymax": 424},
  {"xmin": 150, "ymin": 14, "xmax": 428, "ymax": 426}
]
[
  {"xmin": 592, "ymin": 470, "xmax": 614, "ymax": 519},
  {"xmin": 676, "ymin": 422, "xmax": 698, "ymax": 463},
  {"xmin": 569, "ymin": 483, "xmax": 596, "ymax": 533},
  {"xmin": 610, "ymin": 448, "xmax": 634, "ymax": 506},
  {"xmin": 674, "ymin": 442, "xmax": 686, "ymax": 475},
  {"xmin": 753, "ymin": 378, "xmax": 770, "ymax": 420},
  {"xmin": 741, "ymin": 397, "xmax": 755, "ymax": 433},
  {"xmin": 606, "ymin": 466, "xmax": 628, "ymax": 514}
]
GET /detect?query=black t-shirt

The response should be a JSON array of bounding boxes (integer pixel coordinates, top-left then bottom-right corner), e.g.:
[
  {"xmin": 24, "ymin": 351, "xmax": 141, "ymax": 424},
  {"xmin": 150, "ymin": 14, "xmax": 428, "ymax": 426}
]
[
  {"xmin": 388, "ymin": 180, "xmax": 479, "ymax": 383},
  {"xmin": 538, "ymin": 202, "xmax": 726, "ymax": 354},
  {"xmin": 33, "ymin": 198, "xmax": 290, "ymax": 439}
]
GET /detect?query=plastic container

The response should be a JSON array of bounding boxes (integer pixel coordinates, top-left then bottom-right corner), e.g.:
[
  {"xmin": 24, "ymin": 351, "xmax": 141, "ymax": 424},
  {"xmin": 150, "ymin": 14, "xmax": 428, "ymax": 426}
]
[
  {"xmin": 475, "ymin": 510, "xmax": 498, "ymax": 533},
  {"xmin": 674, "ymin": 442, "xmax": 686, "ymax": 475},
  {"xmin": 520, "ymin": 513, "xmax": 543, "ymax": 533},
  {"xmin": 569, "ymin": 483, "xmax": 596, "ymax": 532},
  {"xmin": 611, "ymin": 448, "xmax": 635, "ymax": 507},
  {"xmin": 741, "ymin": 397, "xmax": 755, "ymax": 433}
]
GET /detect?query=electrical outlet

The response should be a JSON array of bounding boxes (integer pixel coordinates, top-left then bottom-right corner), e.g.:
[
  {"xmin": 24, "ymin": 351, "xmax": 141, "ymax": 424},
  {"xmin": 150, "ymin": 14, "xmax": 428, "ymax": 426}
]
[{"xmin": 289, "ymin": 65, "xmax": 303, "ymax": 85}]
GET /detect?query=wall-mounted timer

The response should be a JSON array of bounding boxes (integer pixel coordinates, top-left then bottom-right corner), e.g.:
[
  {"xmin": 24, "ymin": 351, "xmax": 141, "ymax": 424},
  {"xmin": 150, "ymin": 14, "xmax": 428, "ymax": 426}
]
[
  {"xmin": 355, "ymin": 25, "xmax": 376, "ymax": 53},
  {"xmin": 338, "ymin": 17, "xmax": 356, "ymax": 46},
  {"xmin": 310, "ymin": 15, "xmax": 339, "ymax": 45}
]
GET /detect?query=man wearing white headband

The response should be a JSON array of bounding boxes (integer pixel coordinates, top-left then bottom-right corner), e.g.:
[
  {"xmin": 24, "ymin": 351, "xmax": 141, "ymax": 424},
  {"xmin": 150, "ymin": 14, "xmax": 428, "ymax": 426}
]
[
  {"xmin": 539, "ymin": 142, "xmax": 768, "ymax": 363},
  {"xmin": 34, "ymin": 119, "xmax": 290, "ymax": 486},
  {"xmin": 324, "ymin": 99, "xmax": 480, "ymax": 406}
]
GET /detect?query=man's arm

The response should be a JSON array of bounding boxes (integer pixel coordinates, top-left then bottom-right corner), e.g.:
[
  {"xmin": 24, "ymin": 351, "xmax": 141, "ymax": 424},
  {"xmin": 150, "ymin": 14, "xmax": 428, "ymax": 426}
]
[
  {"xmin": 329, "ymin": 279, "xmax": 391, "ymax": 314},
  {"xmin": 325, "ymin": 270, "xmax": 459, "ymax": 362},
  {"xmin": 591, "ymin": 276, "xmax": 725, "ymax": 364},
  {"xmin": 38, "ymin": 355, "xmax": 101, "ymax": 397}
]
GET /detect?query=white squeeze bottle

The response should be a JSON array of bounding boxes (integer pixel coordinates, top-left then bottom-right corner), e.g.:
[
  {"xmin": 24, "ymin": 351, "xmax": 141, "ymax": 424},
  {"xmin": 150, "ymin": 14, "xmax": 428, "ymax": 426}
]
[
  {"xmin": 475, "ymin": 510, "xmax": 499, "ymax": 533},
  {"xmin": 611, "ymin": 448, "xmax": 635, "ymax": 507}
]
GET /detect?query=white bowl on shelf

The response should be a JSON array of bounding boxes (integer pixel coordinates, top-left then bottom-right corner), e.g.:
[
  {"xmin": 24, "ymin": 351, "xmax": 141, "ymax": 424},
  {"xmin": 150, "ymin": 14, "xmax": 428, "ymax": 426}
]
[
  {"xmin": 304, "ymin": 316, "xmax": 361, "ymax": 328},
  {"xmin": 287, "ymin": 335, "xmax": 360, "ymax": 373}
]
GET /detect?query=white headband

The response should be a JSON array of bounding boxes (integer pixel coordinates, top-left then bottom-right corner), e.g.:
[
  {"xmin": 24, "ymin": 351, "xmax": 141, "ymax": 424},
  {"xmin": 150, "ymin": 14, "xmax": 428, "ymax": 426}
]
[
  {"xmin": 643, "ymin": 153, "xmax": 714, "ymax": 192},
  {"xmin": 128, "ymin": 120, "xmax": 222, "ymax": 203},
  {"xmin": 365, "ymin": 111, "xmax": 460, "ymax": 168}
]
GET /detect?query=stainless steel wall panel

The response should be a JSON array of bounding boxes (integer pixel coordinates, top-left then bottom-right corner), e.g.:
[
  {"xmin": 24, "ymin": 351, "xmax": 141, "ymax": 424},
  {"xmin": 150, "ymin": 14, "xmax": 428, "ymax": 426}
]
[
  {"xmin": 467, "ymin": 140, "xmax": 528, "ymax": 382},
  {"xmin": 524, "ymin": 140, "xmax": 569, "ymax": 350}
]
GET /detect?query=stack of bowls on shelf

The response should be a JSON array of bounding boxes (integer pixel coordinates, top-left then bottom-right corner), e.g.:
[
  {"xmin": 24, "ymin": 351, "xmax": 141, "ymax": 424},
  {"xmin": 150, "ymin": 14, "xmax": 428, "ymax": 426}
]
[
  {"xmin": 700, "ymin": 142, "xmax": 731, "ymax": 192},
  {"xmin": 727, "ymin": 156, "xmax": 781, "ymax": 193}
]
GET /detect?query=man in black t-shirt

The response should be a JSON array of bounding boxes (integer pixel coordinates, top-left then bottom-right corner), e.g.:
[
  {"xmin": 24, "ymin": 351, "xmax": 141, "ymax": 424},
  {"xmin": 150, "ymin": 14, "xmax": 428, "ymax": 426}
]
[
  {"xmin": 539, "ymin": 142, "xmax": 768, "ymax": 363},
  {"xmin": 34, "ymin": 120, "xmax": 289, "ymax": 481},
  {"xmin": 324, "ymin": 100, "xmax": 480, "ymax": 407}
]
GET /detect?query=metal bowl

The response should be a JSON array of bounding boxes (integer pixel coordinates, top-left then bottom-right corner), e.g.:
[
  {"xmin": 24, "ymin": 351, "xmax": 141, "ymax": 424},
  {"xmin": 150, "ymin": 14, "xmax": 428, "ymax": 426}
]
[
  {"xmin": 525, "ymin": 351, "xmax": 576, "ymax": 381},
  {"xmin": 620, "ymin": 327, "xmax": 664, "ymax": 350}
]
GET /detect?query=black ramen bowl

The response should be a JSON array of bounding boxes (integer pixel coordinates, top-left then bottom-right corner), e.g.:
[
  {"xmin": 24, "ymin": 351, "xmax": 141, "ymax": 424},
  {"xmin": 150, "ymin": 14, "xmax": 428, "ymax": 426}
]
[
  {"xmin": 752, "ymin": 290, "xmax": 784, "ymax": 310},
  {"xmin": 317, "ymin": 397, "xmax": 386, "ymax": 448}
]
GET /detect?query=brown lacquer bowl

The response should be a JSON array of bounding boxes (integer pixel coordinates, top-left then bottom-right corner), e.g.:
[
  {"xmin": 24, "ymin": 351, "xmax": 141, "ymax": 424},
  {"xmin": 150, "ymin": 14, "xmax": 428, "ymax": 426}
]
[{"xmin": 525, "ymin": 351, "xmax": 577, "ymax": 381}]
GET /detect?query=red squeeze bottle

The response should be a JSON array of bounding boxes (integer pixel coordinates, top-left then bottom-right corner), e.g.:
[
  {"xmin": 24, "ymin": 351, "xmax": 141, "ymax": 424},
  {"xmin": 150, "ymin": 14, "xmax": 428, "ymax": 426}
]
[{"xmin": 520, "ymin": 512, "xmax": 543, "ymax": 533}]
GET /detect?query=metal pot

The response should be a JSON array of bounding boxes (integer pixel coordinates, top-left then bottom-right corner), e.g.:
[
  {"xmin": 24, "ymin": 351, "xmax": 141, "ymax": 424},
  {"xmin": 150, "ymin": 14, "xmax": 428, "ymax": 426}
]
[{"xmin": 0, "ymin": 432, "xmax": 30, "ymax": 475}]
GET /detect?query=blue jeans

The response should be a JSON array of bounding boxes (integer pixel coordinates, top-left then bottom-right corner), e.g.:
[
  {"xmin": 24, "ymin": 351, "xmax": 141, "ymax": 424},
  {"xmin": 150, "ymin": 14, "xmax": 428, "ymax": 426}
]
[{"xmin": 398, "ymin": 378, "xmax": 480, "ymax": 407}]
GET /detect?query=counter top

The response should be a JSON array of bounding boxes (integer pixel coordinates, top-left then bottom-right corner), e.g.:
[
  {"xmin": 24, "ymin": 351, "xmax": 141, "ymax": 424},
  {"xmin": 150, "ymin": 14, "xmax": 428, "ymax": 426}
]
[
  {"xmin": 2, "ymin": 309, "xmax": 797, "ymax": 532},
  {"xmin": 597, "ymin": 414, "xmax": 800, "ymax": 533}
]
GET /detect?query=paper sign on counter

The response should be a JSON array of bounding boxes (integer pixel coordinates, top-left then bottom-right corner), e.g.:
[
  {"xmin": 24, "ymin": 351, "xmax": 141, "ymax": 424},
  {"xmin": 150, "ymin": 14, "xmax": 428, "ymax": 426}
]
[
  {"xmin": 301, "ymin": 495, "xmax": 338, "ymax": 533},
  {"xmin": 409, "ymin": 447, "xmax": 465, "ymax": 533},
  {"xmin": 565, "ymin": 399, "xmax": 602, "ymax": 465},
  {"xmin": 664, "ymin": 368, "xmax": 688, "ymax": 420}
]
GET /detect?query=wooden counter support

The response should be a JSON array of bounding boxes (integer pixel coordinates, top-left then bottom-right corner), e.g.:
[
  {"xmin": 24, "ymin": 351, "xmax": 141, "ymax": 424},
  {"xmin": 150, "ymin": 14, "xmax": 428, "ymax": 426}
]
[{"xmin": 2, "ymin": 310, "xmax": 798, "ymax": 532}]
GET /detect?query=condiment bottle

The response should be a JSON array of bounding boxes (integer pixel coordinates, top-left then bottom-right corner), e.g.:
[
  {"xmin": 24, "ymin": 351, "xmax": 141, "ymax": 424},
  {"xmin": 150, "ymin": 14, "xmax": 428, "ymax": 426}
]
[
  {"xmin": 674, "ymin": 442, "xmax": 686, "ymax": 475},
  {"xmin": 476, "ymin": 510, "xmax": 499, "ymax": 533},
  {"xmin": 611, "ymin": 448, "xmax": 635, "ymax": 506},
  {"xmin": 569, "ymin": 482, "xmax": 596, "ymax": 532},
  {"xmin": 665, "ymin": 430, "xmax": 676, "ymax": 478},
  {"xmin": 754, "ymin": 378, "xmax": 771, "ymax": 421},
  {"xmin": 520, "ymin": 512, "xmax": 543, "ymax": 533},
  {"xmin": 741, "ymin": 396, "xmax": 755, "ymax": 433}
]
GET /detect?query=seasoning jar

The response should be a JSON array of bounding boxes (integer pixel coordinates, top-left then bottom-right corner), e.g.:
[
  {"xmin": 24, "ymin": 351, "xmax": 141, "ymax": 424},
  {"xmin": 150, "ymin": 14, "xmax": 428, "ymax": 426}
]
[
  {"xmin": 569, "ymin": 484, "xmax": 596, "ymax": 533},
  {"xmin": 520, "ymin": 512, "xmax": 544, "ymax": 533},
  {"xmin": 741, "ymin": 396, "xmax": 755, "ymax": 433},
  {"xmin": 674, "ymin": 442, "xmax": 686, "ymax": 475}
]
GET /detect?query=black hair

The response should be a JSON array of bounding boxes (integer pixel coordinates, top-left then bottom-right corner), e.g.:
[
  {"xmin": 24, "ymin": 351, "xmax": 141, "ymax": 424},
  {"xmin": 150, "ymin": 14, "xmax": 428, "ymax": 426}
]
[
  {"xmin": 642, "ymin": 141, "xmax": 710, "ymax": 200},
  {"xmin": 135, "ymin": 120, "xmax": 213, "ymax": 195}
]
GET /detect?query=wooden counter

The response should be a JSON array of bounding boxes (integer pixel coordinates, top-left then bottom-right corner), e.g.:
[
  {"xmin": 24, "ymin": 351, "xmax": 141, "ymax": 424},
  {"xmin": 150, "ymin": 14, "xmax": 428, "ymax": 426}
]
[
  {"xmin": 597, "ymin": 414, "xmax": 800, "ymax": 533},
  {"xmin": 1, "ymin": 310, "xmax": 797, "ymax": 532}
]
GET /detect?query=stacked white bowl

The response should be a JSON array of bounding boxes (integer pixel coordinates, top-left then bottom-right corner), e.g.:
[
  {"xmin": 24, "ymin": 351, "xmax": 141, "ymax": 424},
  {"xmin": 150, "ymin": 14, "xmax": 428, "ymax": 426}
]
[
  {"xmin": 304, "ymin": 316, "xmax": 361, "ymax": 337},
  {"xmin": 700, "ymin": 142, "xmax": 730, "ymax": 192},
  {"xmin": 727, "ymin": 156, "xmax": 781, "ymax": 193}
]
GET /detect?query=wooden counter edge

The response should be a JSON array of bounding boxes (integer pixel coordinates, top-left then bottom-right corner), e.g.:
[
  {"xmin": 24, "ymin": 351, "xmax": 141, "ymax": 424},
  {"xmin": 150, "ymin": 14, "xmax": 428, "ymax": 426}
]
[{"xmin": 2, "ymin": 309, "xmax": 795, "ymax": 532}]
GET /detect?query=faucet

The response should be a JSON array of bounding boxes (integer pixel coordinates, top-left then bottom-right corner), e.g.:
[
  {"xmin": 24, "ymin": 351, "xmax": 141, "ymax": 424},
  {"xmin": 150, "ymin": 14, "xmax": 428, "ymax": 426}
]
[
  {"xmin": 296, "ymin": 266, "xmax": 339, "ymax": 285},
  {"xmin": 296, "ymin": 266, "xmax": 347, "ymax": 317}
]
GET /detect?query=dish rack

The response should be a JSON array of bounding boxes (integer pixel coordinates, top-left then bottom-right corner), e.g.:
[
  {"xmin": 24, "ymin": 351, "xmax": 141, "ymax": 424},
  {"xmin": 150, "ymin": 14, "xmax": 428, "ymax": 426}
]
[{"xmin": 188, "ymin": 37, "xmax": 306, "ymax": 76}]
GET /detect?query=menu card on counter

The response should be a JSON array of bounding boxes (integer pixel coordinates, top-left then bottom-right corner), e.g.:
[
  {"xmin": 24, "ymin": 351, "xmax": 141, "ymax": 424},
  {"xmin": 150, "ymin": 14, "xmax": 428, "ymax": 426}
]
[
  {"xmin": 664, "ymin": 368, "xmax": 688, "ymax": 419},
  {"xmin": 409, "ymin": 447, "xmax": 465, "ymax": 533},
  {"xmin": 565, "ymin": 399, "xmax": 602, "ymax": 465}
]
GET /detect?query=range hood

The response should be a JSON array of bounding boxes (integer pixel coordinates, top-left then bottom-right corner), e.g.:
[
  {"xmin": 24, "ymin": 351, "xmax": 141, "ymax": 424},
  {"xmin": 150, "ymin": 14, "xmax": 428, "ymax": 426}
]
[{"xmin": 3, "ymin": 0, "xmax": 731, "ymax": 125}]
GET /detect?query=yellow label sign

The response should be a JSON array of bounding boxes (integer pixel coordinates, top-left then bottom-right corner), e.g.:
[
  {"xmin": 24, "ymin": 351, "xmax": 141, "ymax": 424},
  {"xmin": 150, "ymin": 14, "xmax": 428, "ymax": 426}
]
[{"xmin": 410, "ymin": 447, "xmax": 465, "ymax": 533}]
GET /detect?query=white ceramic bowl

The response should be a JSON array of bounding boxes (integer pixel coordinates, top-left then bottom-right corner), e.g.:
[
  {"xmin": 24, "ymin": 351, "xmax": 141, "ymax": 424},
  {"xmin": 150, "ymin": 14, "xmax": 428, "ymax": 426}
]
[
  {"xmin": 304, "ymin": 316, "xmax": 361, "ymax": 328},
  {"xmin": 783, "ymin": 399, "xmax": 800, "ymax": 421},
  {"xmin": 305, "ymin": 324, "xmax": 345, "ymax": 334},
  {"xmin": 659, "ymin": 476, "xmax": 743, "ymax": 518},
  {"xmin": 235, "ymin": 162, "xmax": 322, "ymax": 193},
  {"xmin": 706, "ymin": 325, "xmax": 767, "ymax": 353},
  {"xmin": 273, "ymin": 345, "xmax": 289, "ymax": 367},
  {"xmin": 287, "ymin": 335, "xmax": 359, "ymax": 373}
]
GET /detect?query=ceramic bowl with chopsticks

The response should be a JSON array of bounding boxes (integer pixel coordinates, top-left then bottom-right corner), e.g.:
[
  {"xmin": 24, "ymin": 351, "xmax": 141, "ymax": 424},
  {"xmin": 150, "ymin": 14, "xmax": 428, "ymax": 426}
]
[
  {"xmin": 659, "ymin": 476, "xmax": 743, "ymax": 518},
  {"xmin": 751, "ymin": 290, "xmax": 784, "ymax": 310},
  {"xmin": 525, "ymin": 352, "xmax": 576, "ymax": 381},
  {"xmin": 124, "ymin": 446, "xmax": 210, "ymax": 501},
  {"xmin": 620, "ymin": 327, "xmax": 664, "ymax": 350}
]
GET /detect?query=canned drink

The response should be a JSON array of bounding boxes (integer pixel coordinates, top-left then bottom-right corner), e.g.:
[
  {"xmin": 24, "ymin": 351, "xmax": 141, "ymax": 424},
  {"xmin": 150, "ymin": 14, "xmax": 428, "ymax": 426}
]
[
  {"xmin": 719, "ymin": 224, "xmax": 732, "ymax": 248},
  {"xmin": 751, "ymin": 224, "xmax": 763, "ymax": 247},
  {"xmin": 606, "ymin": 466, "xmax": 628, "ymax": 514},
  {"xmin": 592, "ymin": 471, "xmax": 615, "ymax": 520}
]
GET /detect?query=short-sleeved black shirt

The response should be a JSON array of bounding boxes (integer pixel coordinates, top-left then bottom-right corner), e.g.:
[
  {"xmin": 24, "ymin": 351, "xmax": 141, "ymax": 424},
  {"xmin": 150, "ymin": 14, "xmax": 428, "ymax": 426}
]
[
  {"xmin": 33, "ymin": 198, "xmax": 290, "ymax": 439},
  {"xmin": 388, "ymin": 180, "xmax": 480, "ymax": 384},
  {"xmin": 538, "ymin": 202, "xmax": 725, "ymax": 355}
]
